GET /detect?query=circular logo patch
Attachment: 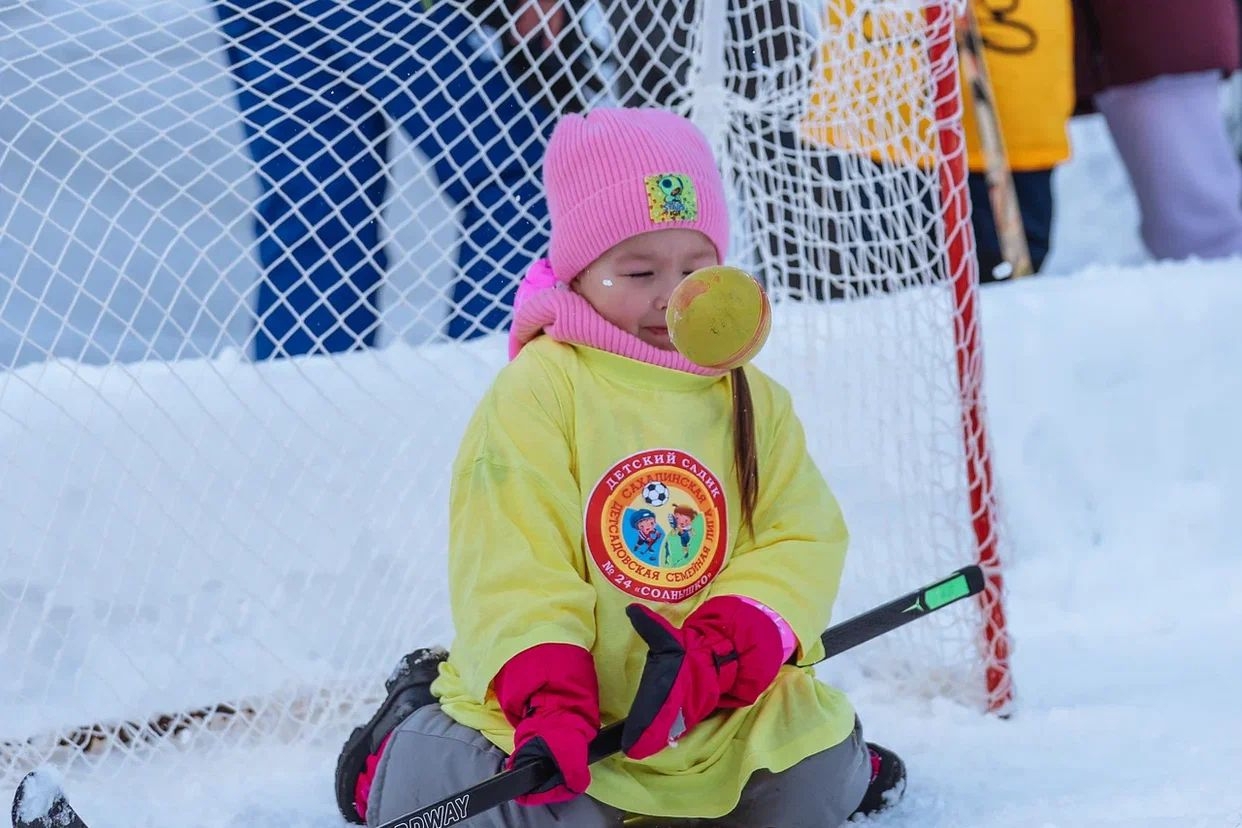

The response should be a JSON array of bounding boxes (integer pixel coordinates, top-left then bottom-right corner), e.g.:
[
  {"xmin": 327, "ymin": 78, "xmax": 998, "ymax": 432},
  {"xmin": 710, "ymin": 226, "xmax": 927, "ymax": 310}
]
[{"xmin": 584, "ymin": 449, "xmax": 728, "ymax": 603}]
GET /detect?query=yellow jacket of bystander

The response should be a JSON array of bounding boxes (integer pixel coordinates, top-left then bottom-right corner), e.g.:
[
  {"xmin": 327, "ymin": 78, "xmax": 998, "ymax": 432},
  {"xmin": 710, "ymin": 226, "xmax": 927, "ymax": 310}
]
[{"xmin": 802, "ymin": 0, "xmax": 1073, "ymax": 172}]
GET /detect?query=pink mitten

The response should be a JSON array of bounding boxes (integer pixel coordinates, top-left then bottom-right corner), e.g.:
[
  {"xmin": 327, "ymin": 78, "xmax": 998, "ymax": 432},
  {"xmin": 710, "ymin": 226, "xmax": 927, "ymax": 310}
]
[
  {"xmin": 621, "ymin": 596, "xmax": 785, "ymax": 760},
  {"xmin": 494, "ymin": 643, "xmax": 600, "ymax": 805}
]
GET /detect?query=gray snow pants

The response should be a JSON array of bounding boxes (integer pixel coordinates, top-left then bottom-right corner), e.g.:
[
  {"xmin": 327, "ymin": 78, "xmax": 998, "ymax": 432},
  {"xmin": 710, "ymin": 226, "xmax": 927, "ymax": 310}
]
[{"xmin": 366, "ymin": 704, "xmax": 871, "ymax": 828}]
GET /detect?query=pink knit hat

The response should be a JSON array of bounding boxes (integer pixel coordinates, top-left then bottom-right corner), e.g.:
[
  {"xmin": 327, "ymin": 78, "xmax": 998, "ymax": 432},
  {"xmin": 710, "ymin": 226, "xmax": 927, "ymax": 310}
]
[{"xmin": 544, "ymin": 107, "xmax": 730, "ymax": 282}]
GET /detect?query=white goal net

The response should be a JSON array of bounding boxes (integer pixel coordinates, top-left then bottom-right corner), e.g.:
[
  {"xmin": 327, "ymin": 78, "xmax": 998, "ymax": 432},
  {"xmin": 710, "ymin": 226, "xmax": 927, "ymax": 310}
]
[{"xmin": 1, "ymin": 0, "xmax": 1011, "ymax": 784}]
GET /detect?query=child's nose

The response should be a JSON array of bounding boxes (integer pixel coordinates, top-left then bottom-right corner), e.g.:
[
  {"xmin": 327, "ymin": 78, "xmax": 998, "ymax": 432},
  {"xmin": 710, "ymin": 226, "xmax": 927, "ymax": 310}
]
[{"xmin": 654, "ymin": 274, "xmax": 679, "ymax": 311}]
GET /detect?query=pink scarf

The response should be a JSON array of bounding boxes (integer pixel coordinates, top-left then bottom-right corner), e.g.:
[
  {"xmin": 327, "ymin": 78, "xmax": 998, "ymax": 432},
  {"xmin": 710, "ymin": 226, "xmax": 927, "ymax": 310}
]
[{"xmin": 507, "ymin": 259, "xmax": 727, "ymax": 377}]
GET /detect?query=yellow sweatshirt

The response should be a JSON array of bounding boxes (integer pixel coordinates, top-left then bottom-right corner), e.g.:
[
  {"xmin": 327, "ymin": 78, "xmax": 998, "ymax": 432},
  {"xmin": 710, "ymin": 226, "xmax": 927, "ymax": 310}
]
[{"xmin": 431, "ymin": 336, "xmax": 856, "ymax": 818}]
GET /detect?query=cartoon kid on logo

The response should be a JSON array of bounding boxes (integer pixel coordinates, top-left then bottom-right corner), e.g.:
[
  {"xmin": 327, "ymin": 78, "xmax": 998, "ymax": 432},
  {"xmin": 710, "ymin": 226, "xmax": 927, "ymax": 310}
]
[
  {"xmin": 625, "ymin": 508, "xmax": 666, "ymax": 566},
  {"xmin": 664, "ymin": 503, "xmax": 700, "ymax": 567}
]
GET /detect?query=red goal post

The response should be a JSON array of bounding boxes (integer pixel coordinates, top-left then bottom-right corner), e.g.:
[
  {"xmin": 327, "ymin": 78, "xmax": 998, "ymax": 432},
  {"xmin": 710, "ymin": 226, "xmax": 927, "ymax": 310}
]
[{"xmin": 926, "ymin": 1, "xmax": 1012, "ymax": 715}]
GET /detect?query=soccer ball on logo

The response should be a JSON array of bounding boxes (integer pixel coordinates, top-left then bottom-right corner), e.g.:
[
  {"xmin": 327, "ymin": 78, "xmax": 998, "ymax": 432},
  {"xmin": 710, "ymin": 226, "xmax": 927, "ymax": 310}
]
[{"xmin": 642, "ymin": 481, "xmax": 670, "ymax": 507}]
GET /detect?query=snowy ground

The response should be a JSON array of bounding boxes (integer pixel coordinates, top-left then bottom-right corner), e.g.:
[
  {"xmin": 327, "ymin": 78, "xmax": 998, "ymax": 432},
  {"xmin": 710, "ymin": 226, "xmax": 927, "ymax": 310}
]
[{"xmin": 7, "ymin": 114, "xmax": 1239, "ymax": 827}]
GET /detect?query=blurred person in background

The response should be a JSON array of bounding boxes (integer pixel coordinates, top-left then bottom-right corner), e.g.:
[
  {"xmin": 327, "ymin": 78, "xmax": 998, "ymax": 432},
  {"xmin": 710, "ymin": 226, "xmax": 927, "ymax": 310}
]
[
  {"xmin": 800, "ymin": 1, "xmax": 1072, "ymax": 293},
  {"xmin": 960, "ymin": 0, "xmax": 1075, "ymax": 282},
  {"xmin": 1073, "ymin": 0, "xmax": 1242, "ymax": 261},
  {"xmin": 213, "ymin": 0, "xmax": 601, "ymax": 358},
  {"xmin": 597, "ymin": 0, "xmax": 827, "ymax": 298}
]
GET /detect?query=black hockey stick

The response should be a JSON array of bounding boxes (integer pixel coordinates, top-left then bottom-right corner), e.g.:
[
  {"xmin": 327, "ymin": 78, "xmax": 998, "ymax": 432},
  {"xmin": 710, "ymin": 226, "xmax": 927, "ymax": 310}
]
[
  {"xmin": 11, "ymin": 565, "xmax": 985, "ymax": 828},
  {"xmin": 374, "ymin": 564, "xmax": 987, "ymax": 828}
]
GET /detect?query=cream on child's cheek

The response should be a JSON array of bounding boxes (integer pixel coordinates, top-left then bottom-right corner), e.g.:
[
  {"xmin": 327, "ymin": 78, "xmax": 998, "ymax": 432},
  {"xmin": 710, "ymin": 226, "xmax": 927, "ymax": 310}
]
[{"xmin": 602, "ymin": 279, "xmax": 614, "ymax": 287}]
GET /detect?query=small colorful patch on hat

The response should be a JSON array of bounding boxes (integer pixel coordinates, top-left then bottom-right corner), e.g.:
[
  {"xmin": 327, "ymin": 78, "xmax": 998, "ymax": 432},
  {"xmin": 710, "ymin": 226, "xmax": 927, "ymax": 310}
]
[{"xmin": 645, "ymin": 173, "xmax": 699, "ymax": 224}]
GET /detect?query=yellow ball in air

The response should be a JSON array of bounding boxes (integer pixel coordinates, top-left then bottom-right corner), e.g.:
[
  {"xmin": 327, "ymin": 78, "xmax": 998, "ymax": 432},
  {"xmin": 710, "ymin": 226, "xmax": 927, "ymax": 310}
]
[{"xmin": 666, "ymin": 266, "xmax": 772, "ymax": 370}]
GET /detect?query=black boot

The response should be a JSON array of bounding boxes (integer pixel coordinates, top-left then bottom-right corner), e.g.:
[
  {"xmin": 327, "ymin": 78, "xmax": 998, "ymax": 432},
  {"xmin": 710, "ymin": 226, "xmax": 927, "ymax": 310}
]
[
  {"xmin": 334, "ymin": 647, "xmax": 449, "ymax": 824},
  {"xmin": 850, "ymin": 742, "xmax": 907, "ymax": 818},
  {"xmin": 12, "ymin": 770, "xmax": 88, "ymax": 828}
]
